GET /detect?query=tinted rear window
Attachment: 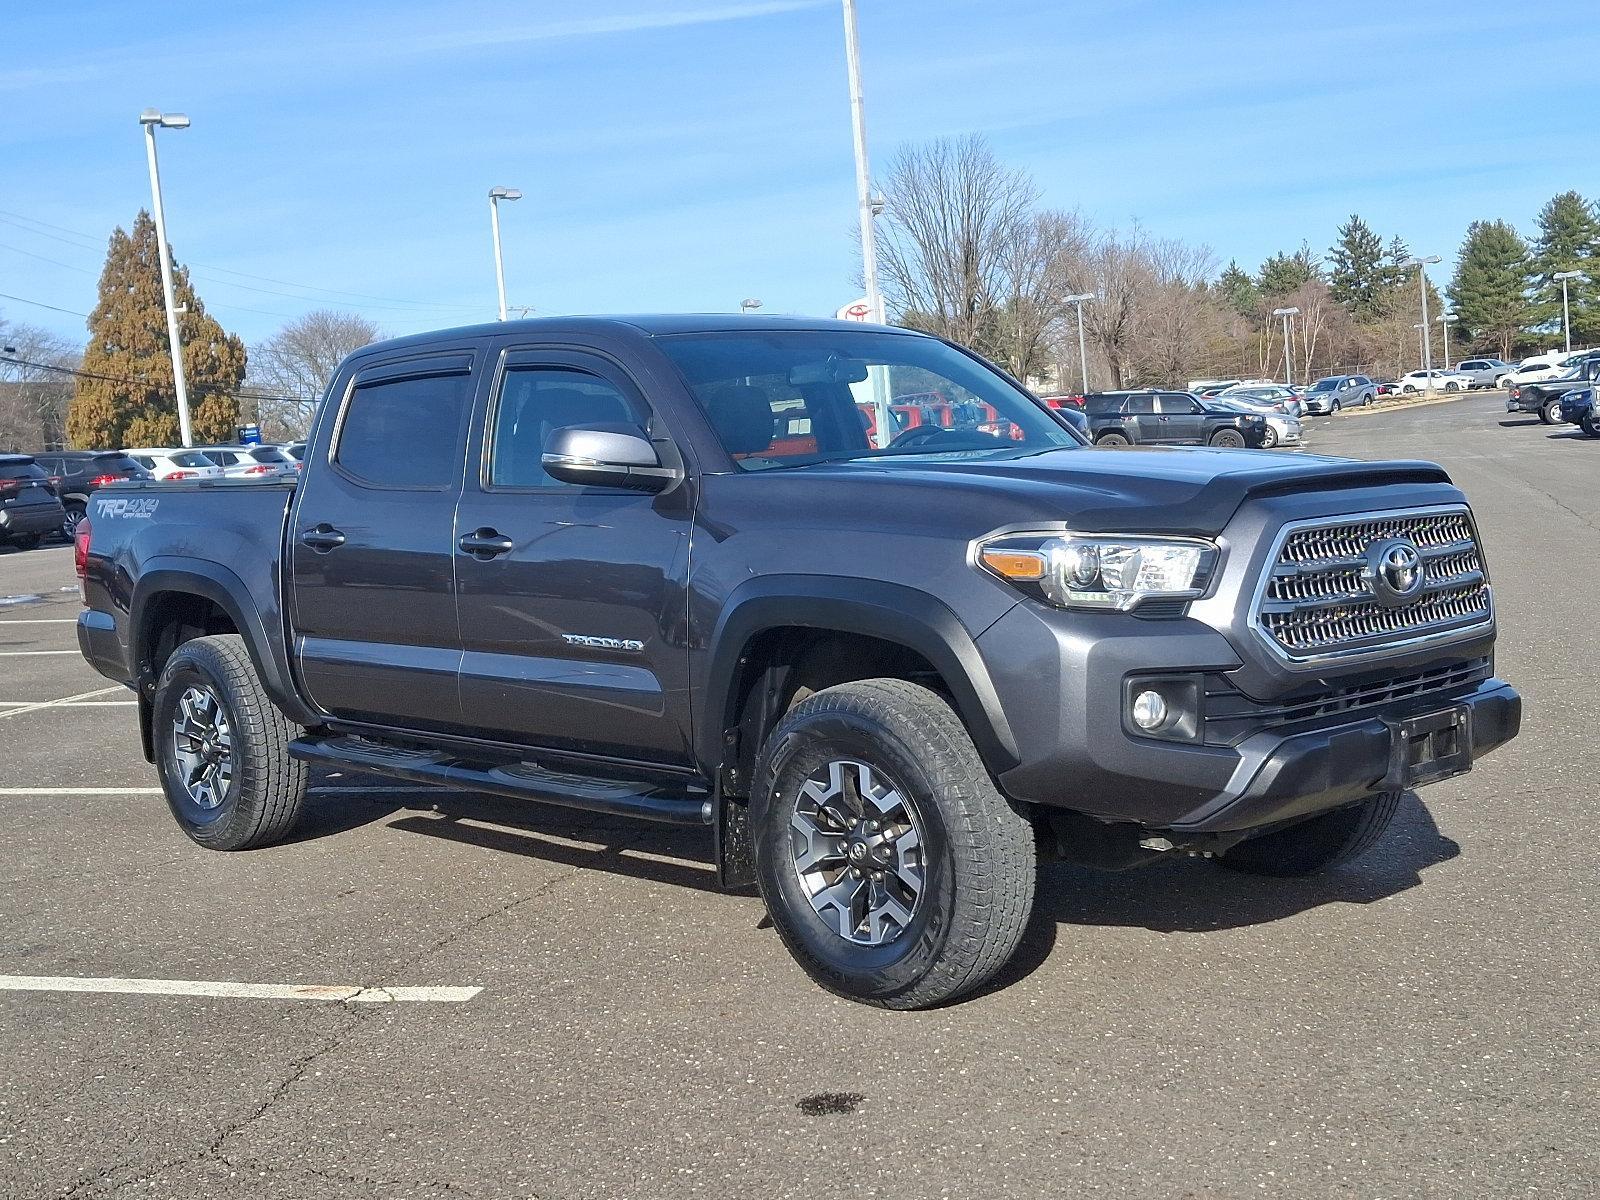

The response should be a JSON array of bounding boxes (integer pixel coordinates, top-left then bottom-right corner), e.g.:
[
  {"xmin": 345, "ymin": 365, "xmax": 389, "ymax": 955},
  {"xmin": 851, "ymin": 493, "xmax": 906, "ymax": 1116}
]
[
  {"xmin": 336, "ymin": 370, "xmax": 472, "ymax": 487},
  {"xmin": 0, "ymin": 460, "xmax": 45, "ymax": 481},
  {"xmin": 248, "ymin": 447, "xmax": 290, "ymax": 463},
  {"xmin": 171, "ymin": 451, "xmax": 217, "ymax": 468}
]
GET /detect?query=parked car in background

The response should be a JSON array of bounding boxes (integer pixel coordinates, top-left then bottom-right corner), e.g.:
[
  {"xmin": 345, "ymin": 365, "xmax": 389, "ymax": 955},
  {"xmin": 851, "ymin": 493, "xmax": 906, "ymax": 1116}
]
[
  {"xmin": 0, "ymin": 454, "xmax": 68, "ymax": 550},
  {"xmin": 1209, "ymin": 397, "xmax": 1303, "ymax": 448},
  {"xmin": 1301, "ymin": 375, "xmax": 1377, "ymax": 413},
  {"xmin": 1397, "ymin": 369, "xmax": 1473, "ymax": 394},
  {"xmin": 283, "ymin": 442, "xmax": 307, "ymax": 468},
  {"xmin": 1082, "ymin": 390, "xmax": 1270, "ymax": 447},
  {"xmin": 197, "ymin": 444, "xmax": 299, "ymax": 479},
  {"xmin": 1220, "ymin": 383, "xmax": 1308, "ymax": 419},
  {"xmin": 1453, "ymin": 358, "xmax": 1516, "ymax": 389},
  {"xmin": 1507, "ymin": 355, "xmax": 1600, "ymax": 424},
  {"xmin": 32, "ymin": 450, "xmax": 152, "ymax": 538},
  {"xmin": 1501, "ymin": 353, "xmax": 1575, "ymax": 391},
  {"xmin": 1038, "ymin": 394, "xmax": 1084, "ymax": 410},
  {"xmin": 1372, "ymin": 377, "xmax": 1400, "ymax": 396},
  {"xmin": 1557, "ymin": 386, "xmax": 1596, "ymax": 435},
  {"xmin": 124, "ymin": 448, "xmax": 226, "ymax": 482}
]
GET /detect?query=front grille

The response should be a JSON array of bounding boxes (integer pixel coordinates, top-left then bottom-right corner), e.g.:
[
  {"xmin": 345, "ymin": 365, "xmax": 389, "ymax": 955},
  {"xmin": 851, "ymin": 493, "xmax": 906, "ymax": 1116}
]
[
  {"xmin": 1203, "ymin": 656, "xmax": 1492, "ymax": 746},
  {"xmin": 1254, "ymin": 508, "xmax": 1493, "ymax": 660}
]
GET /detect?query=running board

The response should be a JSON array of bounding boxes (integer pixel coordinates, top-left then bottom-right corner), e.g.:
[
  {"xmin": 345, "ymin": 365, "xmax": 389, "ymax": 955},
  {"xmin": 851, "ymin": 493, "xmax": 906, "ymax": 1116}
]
[{"xmin": 289, "ymin": 735, "xmax": 713, "ymax": 826}]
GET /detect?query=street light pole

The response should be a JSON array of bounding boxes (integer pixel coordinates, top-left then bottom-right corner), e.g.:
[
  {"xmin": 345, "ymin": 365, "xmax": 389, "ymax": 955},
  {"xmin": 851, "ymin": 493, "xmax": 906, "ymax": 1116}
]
[
  {"xmin": 139, "ymin": 108, "xmax": 193, "ymax": 448},
  {"xmin": 739, "ymin": 298, "xmax": 763, "ymax": 314},
  {"xmin": 488, "ymin": 187, "xmax": 522, "ymax": 321},
  {"xmin": 1554, "ymin": 270, "xmax": 1582, "ymax": 354},
  {"xmin": 1436, "ymin": 312, "xmax": 1457, "ymax": 369},
  {"xmin": 841, "ymin": 0, "xmax": 883, "ymax": 326},
  {"xmin": 1063, "ymin": 292, "xmax": 1094, "ymax": 393},
  {"xmin": 1404, "ymin": 255, "xmax": 1442, "ymax": 389},
  {"xmin": 1272, "ymin": 306, "xmax": 1299, "ymax": 386}
]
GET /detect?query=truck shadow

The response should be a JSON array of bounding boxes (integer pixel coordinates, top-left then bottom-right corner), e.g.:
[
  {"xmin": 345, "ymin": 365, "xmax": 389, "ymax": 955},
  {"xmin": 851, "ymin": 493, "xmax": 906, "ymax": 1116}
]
[{"xmin": 982, "ymin": 791, "xmax": 1459, "ymax": 996}]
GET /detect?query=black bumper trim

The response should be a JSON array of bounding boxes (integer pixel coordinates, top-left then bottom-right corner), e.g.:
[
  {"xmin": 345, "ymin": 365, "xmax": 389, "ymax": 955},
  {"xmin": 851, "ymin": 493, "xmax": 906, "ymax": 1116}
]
[{"xmin": 1167, "ymin": 679, "xmax": 1520, "ymax": 833}]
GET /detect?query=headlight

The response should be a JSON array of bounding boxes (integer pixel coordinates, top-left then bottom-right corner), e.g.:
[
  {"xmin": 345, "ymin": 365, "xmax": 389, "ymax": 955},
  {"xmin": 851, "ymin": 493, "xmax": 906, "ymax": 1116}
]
[{"xmin": 976, "ymin": 532, "xmax": 1219, "ymax": 611}]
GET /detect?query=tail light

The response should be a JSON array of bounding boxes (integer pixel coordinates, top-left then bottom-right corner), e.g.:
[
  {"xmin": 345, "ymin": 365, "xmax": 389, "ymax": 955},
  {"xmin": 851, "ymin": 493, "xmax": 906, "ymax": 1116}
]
[
  {"xmin": 243, "ymin": 464, "xmax": 274, "ymax": 475},
  {"xmin": 73, "ymin": 517, "xmax": 92, "ymax": 601},
  {"xmin": 0, "ymin": 480, "xmax": 18, "ymax": 498},
  {"xmin": 88, "ymin": 473, "xmax": 122, "ymax": 487},
  {"xmin": 162, "ymin": 470, "xmax": 195, "ymax": 481}
]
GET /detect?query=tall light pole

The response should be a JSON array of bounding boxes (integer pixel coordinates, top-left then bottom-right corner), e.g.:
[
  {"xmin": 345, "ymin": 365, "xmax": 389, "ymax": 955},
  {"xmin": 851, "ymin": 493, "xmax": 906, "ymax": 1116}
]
[
  {"xmin": 739, "ymin": 298, "xmax": 763, "ymax": 314},
  {"xmin": 139, "ymin": 108, "xmax": 193, "ymax": 448},
  {"xmin": 1554, "ymin": 270, "xmax": 1583, "ymax": 353},
  {"xmin": 1063, "ymin": 292, "xmax": 1095, "ymax": 393},
  {"xmin": 1436, "ymin": 311, "xmax": 1457, "ymax": 369},
  {"xmin": 1273, "ymin": 306, "xmax": 1300, "ymax": 386},
  {"xmin": 1414, "ymin": 323, "xmax": 1427, "ymax": 368},
  {"xmin": 1404, "ymin": 255, "xmax": 1442, "ymax": 389},
  {"xmin": 841, "ymin": 0, "xmax": 883, "ymax": 325},
  {"xmin": 488, "ymin": 187, "xmax": 522, "ymax": 321}
]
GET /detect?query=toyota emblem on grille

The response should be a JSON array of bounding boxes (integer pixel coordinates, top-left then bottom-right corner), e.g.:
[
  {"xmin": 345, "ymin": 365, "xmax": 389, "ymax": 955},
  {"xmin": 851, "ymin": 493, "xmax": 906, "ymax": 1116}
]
[{"xmin": 1364, "ymin": 538, "xmax": 1425, "ymax": 607}]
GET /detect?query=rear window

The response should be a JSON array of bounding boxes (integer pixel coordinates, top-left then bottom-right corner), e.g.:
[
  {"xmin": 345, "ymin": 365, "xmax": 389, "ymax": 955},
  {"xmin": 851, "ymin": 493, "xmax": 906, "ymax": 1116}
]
[
  {"xmin": 1082, "ymin": 395, "xmax": 1124, "ymax": 413},
  {"xmin": 336, "ymin": 369, "xmax": 472, "ymax": 487},
  {"xmin": 0, "ymin": 459, "xmax": 45, "ymax": 481},
  {"xmin": 171, "ymin": 451, "xmax": 217, "ymax": 468},
  {"xmin": 247, "ymin": 447, "xmax": 290, "ymax": 463}
]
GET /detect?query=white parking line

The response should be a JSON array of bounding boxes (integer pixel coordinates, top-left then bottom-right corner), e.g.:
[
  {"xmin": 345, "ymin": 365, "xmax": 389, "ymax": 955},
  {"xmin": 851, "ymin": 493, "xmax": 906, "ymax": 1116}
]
[
  {"xmin": 0, "ymin": 650, "xmax": 79, "ymax": 656},
  {"xmin": 0, "ymin": 975, "xmax": 481, "ymax": 1003},
  {"xmin": 0, "ymin": 618, "xmax": 78, "ymax": 624},
  {"xmin": 0, "ymin": 686, "xmax": 125, "ymax": 719}
]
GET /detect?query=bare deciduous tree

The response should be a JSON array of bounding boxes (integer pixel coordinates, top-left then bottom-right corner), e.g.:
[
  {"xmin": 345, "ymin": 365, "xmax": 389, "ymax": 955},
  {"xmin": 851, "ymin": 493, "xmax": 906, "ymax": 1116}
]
[
  {"xmin": 0, "ymin": 319, "xmax": 78, "ymax": 452},
  {"xmin": 248, "ymin": 310, "xmax": 381, "ymax": 438}
]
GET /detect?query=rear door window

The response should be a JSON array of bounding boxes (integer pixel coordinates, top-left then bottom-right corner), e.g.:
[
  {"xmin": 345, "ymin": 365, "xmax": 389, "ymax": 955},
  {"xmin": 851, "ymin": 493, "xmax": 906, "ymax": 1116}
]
[
  {"xmin": 335, "ymin": 363, "xmax": 474, "ymax": 489},
  {"xmin": 1125, "ymin": 395, "xmax": 1156, "ymax": 414}
]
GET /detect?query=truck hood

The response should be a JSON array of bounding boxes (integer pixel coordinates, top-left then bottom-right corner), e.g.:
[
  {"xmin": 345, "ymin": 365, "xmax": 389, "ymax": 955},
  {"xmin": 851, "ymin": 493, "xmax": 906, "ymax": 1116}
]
[{"xmin": 816, "ymin": 446, "xmax": 1454, "ymax": 536}]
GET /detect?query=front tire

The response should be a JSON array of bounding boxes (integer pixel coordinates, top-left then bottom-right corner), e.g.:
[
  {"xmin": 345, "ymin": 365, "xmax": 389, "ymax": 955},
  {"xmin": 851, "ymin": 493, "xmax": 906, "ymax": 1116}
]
[
  {"xmin": 1260, "ymin": 426, "xmax": 1278, "ymax": 448},
  {"xmin": 153, "ymin": 634, "xmax": 308, "ymax": 850},
  {"xmin": 1581, "ymin": 416, "xmax": 1599, "ymax": 438},
  {"xmin": 1331, "ymin": 399, "xmax": 1342, "ymax": 414},
  {"xmin": 752, "ymin": 679, "xmax": 1035, "ymax": 1009},
  {"xmin": 1217, "ymin": 792, "xmax": 1401, "ymax": 877},
  {"xmin": 1209, "ymin": 428, "xmax": 1246, "ymax": 448}
]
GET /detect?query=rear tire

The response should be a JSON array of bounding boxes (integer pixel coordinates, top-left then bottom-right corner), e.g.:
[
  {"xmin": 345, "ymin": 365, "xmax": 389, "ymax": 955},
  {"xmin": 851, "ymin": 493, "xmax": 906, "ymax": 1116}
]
[
  {"xmin": 1095, "ymin": 432, "xmax": 1130, "ymax": 447},
  {"xmin": 152, "ymin": 634, "xmax": 308, "ymax": 851},
  {"xmin": 1445, "ymin": 381, "xmax": 1460, "ymax": 392},
  {"xmin": 1541, "ymin": 398, "xmax": 1563, "ymax": 425},
  {"xmin": 1217, "ymin": 792, "xmax": 1401, "ymax": 877},
  {"xmin": 751, "ymin": 679, "xmax": 1035, "ymax": 1009},
  {"xmin": 1209, "ymin": 428, "xmax": 1246, "ymax": 448},
  {"xmin": 11, "ymin": 533, "xmax": 42, "ymax": 550}
]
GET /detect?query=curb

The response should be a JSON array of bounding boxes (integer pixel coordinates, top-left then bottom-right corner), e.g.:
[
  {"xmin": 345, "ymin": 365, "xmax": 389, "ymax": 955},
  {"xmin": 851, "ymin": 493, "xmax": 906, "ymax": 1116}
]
[{"xmin": 1330, "ymin": 390, "xmax": 1486, "ymax": 419}]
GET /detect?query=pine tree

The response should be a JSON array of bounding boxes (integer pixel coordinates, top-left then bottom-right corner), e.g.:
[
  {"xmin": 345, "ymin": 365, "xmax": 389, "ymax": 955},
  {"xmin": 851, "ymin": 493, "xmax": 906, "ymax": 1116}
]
[
  {"xmin": 1447, "ymin": 220, "xmax": 1532, "ymax": 361},
  {"xmin": 1528, "ymin": 191, "xmax": 1599, "ymax": 344},
  {"xmin": 67, "ymin": 211, "xmax": 246, "ymax": 449},
  {"xmin": 1216, "ymin": 260, "xmax": 1260, "ymax": 319},
  {"xmin": 1380, "ymin": 235, "xmax": 1413, "ymax": 291},
  {"xmin": 1327, "ymin": 214, "xmax": 1385, "ymax": 319},
  {"xmin": 1257, "ymin": 243, "xmax": 1319, "ymax": 297}
]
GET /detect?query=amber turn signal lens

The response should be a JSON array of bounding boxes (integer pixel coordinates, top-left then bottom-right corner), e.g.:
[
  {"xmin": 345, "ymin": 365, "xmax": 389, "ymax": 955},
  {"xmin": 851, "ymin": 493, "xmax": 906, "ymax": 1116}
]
[{"xmin": 979, "ymin": 548, "xmax": 1045, "ymax": 580}]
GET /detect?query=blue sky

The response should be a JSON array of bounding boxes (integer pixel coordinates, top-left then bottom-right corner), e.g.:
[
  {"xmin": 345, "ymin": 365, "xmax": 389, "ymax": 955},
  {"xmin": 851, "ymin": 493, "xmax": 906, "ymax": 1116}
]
[{"xmin": 3, "ymin": 0, "xmax": 1596, "ymax": 348}]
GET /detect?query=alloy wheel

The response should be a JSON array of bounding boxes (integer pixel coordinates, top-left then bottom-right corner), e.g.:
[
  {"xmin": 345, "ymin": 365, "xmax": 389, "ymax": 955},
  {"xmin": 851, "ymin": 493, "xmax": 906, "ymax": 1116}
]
[
  {"xmin": 789, "ymin": 759, "xmax": 926, "ymax": 947},
  {"xmin": 170, "ymin": 684, "xmax": 235, "ymax": 810}
]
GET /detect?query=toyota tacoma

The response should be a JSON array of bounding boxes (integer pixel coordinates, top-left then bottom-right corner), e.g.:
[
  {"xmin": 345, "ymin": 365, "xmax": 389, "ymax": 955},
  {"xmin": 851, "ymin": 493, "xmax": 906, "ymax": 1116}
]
[{"xmin": 74, "ymin": 316, "xmax": 1521, "ymax": 1008}]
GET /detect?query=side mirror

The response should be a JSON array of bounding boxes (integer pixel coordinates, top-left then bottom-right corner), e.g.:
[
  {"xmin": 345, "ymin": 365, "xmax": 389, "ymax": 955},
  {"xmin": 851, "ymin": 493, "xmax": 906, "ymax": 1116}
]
[{"xmin": 542, "ymin": 424, "xmax": 677, "ymax": 492}]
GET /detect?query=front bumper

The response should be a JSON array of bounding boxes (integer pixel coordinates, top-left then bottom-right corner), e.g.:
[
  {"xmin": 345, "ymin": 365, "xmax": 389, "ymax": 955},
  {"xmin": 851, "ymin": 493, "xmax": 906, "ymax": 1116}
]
[{"xmin": 975, "ymin": 600, "xmax": 1518, "ymax": 836}]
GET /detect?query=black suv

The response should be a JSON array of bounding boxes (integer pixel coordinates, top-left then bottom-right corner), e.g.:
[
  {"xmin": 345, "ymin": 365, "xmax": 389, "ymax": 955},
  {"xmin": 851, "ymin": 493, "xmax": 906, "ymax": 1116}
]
[
  {"xmin": 0, "ymin": 454, "xmax": 69, "ymax": 550},
  {"xmin": 32, "ymin": 451, "xmax": 152, "ymax": 538},
  {"xmin": 1082, "ymin": 390, "xmax": 1269, "ymax": 448}
]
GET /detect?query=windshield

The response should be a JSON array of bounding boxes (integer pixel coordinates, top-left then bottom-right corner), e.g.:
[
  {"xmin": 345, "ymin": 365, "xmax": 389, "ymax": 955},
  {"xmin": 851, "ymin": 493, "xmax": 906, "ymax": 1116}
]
[
  {"xmin": 1308, "ymin": 378, "xmax": 1339, "ymax": 392},
  {"xmin": 656, "ymin": 330, "xmax": 1081, "ymax": 470}
]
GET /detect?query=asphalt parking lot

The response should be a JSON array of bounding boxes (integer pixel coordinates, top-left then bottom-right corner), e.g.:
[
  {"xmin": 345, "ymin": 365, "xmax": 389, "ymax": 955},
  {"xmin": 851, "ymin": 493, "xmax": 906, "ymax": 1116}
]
[{"xmin": 1, "ymin": 392, "xmax": 1595, "ymax": 1199}]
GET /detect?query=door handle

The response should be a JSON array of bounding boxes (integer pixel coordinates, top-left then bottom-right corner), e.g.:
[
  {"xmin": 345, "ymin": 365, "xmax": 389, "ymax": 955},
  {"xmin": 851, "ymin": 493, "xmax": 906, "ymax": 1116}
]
[
  {"xmin": 300, "ymin": 524, "xmax": 346, "ymax": 552},
  {"xmin": 458, "ymin": 528, "xmax": 515, "ymax": 559}
]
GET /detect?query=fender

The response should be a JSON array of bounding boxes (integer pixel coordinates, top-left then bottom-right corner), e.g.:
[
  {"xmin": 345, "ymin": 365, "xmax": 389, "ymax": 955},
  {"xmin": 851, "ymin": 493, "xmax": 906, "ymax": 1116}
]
[
  {"xmin": 130, "ymin": 558, "xmax": 319, "ymax": 727},
  {"xmin": 698, "ymin": 575, "xmax": 1021, "ymax": 777}
]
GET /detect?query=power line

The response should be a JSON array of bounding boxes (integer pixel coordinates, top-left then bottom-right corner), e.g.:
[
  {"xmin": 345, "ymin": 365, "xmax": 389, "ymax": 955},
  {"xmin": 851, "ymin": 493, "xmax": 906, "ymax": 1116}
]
[
  {"xmin": 0, "ymin": 351, "xmax": 298, "ymax": 406},
  {"xmin": 0, "ymin": 291, "xmax": 89, "ymax": 319},
  {"xmin": 0, "ymin": 209, "xmax": 484, "ymax": 313}
]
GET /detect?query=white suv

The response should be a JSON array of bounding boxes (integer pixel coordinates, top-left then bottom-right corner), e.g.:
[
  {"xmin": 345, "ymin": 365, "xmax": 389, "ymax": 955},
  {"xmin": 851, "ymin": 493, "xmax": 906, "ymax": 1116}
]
[
  {"xmin": 197, "ymin": 444, "xmax": 298, "ymax": 479},
  {"xmin": 123, "ymin": 448, "xmax": 225, "ymax": 481},
  {"xmin": 1501, "ymin": 353, "xmax": 1577, "ymax": 390}
]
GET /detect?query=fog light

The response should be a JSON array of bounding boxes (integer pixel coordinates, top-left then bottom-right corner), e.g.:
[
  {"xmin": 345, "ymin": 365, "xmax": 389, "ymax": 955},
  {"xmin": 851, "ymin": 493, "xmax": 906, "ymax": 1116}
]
[{"xmin": 1131, "ymin": 689, "xmax": 1168, "ymax": 731}]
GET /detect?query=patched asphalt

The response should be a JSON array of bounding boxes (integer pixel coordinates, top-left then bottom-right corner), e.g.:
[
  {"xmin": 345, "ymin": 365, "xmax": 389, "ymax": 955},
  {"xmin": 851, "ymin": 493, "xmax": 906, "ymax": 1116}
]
[{"xmin": 0, "ymin": 395, "xmax": 1594, "ymax": 1198}]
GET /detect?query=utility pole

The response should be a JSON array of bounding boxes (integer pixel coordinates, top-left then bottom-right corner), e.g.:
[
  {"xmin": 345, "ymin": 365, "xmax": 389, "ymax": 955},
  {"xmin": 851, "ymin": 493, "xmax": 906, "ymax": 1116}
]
[
  {"xmin": 1273, "ymin": 307, "xmax": 1299, "ymax": 387},
  {"xmin": 1063, "ymin": 293, "xmax": 1095, "ymax": 393},
  {"xmin": 139, "ymin": 108, "xmax": 194, "ymax": 447},
  {"xmin": 1405, "ymin": 256, "xmax": 1442, "ymax": 389},
  {"xmin": 1555, "ymin": 270, "xmax": 1582, "ymax": 353}
]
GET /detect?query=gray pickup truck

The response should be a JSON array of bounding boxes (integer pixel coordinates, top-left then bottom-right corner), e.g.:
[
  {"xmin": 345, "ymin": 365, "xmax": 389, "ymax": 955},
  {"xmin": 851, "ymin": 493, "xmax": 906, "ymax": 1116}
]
[{"xmin": 74, "ymin": 315, "xmax": 1521, "ymax": 1008}]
